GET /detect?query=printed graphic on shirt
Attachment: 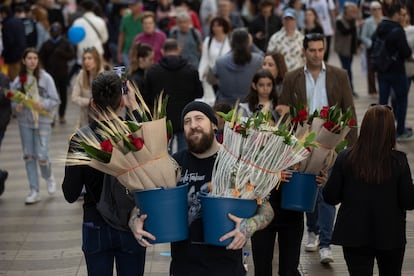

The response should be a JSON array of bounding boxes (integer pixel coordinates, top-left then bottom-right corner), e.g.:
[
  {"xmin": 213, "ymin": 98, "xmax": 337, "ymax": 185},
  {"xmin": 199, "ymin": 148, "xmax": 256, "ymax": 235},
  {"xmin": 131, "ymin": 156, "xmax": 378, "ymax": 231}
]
[{"xmin": 180, "ymin": 169, "xmax": 209, "ymax": 226}]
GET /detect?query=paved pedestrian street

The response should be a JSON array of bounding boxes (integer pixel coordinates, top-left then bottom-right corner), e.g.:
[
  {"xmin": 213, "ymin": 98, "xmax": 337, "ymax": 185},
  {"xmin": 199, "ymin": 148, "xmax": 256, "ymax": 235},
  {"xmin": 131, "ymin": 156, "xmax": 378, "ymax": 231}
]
[{"xmin": 1, "ymin": 54, "xmax": 413, "ymax": 275}]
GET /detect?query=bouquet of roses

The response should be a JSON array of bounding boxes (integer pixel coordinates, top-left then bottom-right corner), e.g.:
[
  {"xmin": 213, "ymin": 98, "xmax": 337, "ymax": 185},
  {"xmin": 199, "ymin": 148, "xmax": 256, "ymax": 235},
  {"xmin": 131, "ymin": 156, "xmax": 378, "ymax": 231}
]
[
  {"xmin": 3, "ymin": 87, "xmax": 53, "ymax": 118},
  {"xmin": 66, "ymin": 86, "xmax": 180, "ymax": 191},
  {"xmin": 210, "ymin": 106, "xmax": 314, "ymax": 203},
  {"xmin": 290, "ymin": 104, "xmax": 356, "ymax": 174}
]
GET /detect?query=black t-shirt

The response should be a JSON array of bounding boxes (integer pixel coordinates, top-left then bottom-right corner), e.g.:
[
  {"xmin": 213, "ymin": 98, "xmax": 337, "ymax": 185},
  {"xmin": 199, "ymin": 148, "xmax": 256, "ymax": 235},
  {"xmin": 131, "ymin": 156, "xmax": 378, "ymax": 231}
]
[{"xmin": 171, "ymin": 150, "xmax": 245, "ymax": 276}]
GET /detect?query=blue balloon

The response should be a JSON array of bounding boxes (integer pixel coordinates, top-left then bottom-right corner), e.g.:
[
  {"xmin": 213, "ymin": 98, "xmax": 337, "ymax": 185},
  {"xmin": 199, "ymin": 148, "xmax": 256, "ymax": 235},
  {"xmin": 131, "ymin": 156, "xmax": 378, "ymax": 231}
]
[{"xmin": 68, "ymin": 26, "xmax": 86, "ymax": 44}]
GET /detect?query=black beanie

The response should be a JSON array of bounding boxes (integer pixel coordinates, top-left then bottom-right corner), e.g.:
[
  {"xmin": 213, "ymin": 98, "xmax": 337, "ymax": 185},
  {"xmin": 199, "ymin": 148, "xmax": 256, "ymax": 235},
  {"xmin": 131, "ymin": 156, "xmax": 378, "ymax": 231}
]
[{"xmin": 182, "ymin": 101, "xmax": 218, "ymax": 126}]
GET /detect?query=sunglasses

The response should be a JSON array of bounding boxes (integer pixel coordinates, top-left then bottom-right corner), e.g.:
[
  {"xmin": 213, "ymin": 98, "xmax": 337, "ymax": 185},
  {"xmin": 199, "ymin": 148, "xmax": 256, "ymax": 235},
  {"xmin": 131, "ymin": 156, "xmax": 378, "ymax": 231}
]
[
  {"xmin": 370, "ymin": 103, "xmax": 392, "ymax": 110},
  {"xmin": 83, "ymin": 46, "xmax": 96, "ymax": 53},
  {"xmin": 304, "ymin": 33, "xmax": 325, "ymax": 41}
]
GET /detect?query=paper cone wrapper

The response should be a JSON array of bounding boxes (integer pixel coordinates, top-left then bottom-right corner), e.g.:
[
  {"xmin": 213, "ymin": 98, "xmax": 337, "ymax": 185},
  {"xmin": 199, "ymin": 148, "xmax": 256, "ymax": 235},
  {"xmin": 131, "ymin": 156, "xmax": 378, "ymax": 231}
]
[
  {"xmin": 300, "ymin": 126, "xmax": 349, "ymax": 174},
  {"xmin": 310, "ymin": 118, "xmax": 325, "ymax": 134},
  {"xmin": 88, "ymin": 117, "xmax": 181, "ymax": 191},
  {"xmin": 295, "ymin": 123, "xmax": 310, "ymax": 139}
]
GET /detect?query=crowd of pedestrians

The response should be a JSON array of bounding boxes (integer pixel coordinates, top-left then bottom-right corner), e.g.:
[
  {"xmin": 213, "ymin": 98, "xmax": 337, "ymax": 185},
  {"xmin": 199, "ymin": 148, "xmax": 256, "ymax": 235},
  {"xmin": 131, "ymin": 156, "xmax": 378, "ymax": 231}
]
[{"xmin": 0, "ymin": 0, "xmax": 414, "ymax": 275}]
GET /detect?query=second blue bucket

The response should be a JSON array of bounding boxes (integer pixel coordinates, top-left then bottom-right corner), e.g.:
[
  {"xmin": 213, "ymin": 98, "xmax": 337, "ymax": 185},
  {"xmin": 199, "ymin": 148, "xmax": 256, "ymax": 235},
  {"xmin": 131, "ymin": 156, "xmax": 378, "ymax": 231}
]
[
  {"xmin": 200, "ymin": 195, "xmax": 257, "ymax": 247},
  {"xmin": 281, "ymin": 172, "xmax": 318, "ymax": 212},
  {"xmin": 133, "ymin": 184, "xmax": 188, "ymax": 244}
]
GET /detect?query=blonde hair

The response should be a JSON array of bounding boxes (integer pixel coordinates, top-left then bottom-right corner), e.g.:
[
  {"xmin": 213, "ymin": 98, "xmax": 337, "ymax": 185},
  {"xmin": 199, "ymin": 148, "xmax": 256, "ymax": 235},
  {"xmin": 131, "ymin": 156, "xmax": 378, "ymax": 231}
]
[
  {"xmin": 31, "ymin": 5, "xmax": 50, "ymax": 30},
  {"xmin": 81, "ymin": 47, "xmax": 103, "ymax": 90}
]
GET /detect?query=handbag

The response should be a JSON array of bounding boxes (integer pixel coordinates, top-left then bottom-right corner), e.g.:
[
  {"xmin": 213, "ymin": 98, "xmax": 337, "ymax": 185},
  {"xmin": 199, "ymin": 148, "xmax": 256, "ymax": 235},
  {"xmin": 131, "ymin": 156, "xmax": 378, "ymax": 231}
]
[{"xmin": 206, "ymin": 67, "xmax": 217, "ymax": 86}]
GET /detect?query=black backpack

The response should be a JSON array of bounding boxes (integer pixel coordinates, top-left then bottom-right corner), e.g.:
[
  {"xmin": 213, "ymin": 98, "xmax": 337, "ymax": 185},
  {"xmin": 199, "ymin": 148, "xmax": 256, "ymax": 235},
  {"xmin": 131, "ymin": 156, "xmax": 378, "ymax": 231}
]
[
  {"xmin": 370, "ymin": 28, "xmax": 399, "ymax": 73},
  {"xmin": 96, "ymin": 174, "xmax": 136, "ymax": 232}
]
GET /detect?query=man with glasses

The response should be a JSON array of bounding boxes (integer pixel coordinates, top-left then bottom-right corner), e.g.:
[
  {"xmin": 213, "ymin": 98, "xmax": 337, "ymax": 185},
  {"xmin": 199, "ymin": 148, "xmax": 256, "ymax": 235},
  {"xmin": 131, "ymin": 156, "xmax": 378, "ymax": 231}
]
[{"xmin": 276, "ymin": 33, "xmax": 357, "ymax": 265}]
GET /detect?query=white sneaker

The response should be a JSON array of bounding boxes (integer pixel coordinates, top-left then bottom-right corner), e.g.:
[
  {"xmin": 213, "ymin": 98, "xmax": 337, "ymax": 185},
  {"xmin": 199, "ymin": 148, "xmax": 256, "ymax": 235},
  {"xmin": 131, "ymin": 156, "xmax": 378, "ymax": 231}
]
[
  {"xmin": 319, "ymin": 247, "xmax": 334, "ymax": 264},
  {"xmin": 47, "ymin": 176, "xmax": 56, "ymax": 195},
  {"xmin": 25, "ymin": 190, "xmax": 41, "ymax": 204},
  {"xmin": 305, "ymin": 232, "xmax": 319, "ymax": 252}
]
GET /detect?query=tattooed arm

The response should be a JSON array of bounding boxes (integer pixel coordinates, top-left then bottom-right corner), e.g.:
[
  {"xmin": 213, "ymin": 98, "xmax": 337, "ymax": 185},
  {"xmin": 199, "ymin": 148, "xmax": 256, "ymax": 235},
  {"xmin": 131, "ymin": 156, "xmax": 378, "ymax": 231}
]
[
  {"xmin": 220, "ymin": 201, "xmax": 274, "ymax": 250},
  {"xmin": 239, "ymin": 201, "xmax": 274, "ymax": 238}
]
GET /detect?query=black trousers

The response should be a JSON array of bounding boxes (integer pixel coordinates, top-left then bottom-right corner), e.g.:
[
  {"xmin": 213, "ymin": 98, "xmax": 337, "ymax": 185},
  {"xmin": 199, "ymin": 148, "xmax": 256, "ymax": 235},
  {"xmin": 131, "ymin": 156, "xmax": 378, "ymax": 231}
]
[
  {"xmin": 251, "ymin": 209, "xmax": 303, "ymax": 276},
  {"xmin": 343, "ymin": 246, "xmax": 405, "ymax": 276},
  {"xmin": 54, "ymin": 78, "xmax": 68, "ymax": 118}
]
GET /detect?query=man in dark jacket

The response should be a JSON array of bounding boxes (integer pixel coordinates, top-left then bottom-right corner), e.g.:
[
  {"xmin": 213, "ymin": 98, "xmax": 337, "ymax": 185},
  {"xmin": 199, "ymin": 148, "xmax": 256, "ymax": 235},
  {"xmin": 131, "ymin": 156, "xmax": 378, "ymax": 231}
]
[
  {"xmin": 374, "ymin": 3, "xmax": 413, "ymax": 141},
  {"xmin": 39, "ymin": 22, "xmax": 75, "ymax": 124},
  {"xmin": 0, "ymin": 5, "xmax": 27, "ymax": 81},
  {"xmin": 248, "ymin": 0, "xmax": 282, "ymax": 52},
  {"xmin": 144, "ymin": 38, "xmax": 203, "ymax": 153}
]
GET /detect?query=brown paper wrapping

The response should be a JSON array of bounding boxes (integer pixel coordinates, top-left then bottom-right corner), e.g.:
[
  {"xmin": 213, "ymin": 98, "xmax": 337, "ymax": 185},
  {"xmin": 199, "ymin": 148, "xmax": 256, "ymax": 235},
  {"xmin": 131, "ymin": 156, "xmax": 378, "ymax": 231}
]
[
  {"xmin": 88, "ymin": 117, "xmax": 181, "ymax": 191},
  {"xmin": 299, "ymin": 125, "xmax": 351, "ymax": 174}
]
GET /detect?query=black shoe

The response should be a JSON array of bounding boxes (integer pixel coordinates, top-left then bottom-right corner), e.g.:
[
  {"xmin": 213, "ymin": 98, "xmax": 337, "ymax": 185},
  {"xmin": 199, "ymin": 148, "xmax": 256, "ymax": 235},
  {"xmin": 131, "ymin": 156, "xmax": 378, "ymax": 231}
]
[
  {"xmin": 352, "ymin": 92, "xmax": 359, "ymax": 98},
  {"xmin": 0, "ymin": 170, "xmax": 8, "ymax": 196}
]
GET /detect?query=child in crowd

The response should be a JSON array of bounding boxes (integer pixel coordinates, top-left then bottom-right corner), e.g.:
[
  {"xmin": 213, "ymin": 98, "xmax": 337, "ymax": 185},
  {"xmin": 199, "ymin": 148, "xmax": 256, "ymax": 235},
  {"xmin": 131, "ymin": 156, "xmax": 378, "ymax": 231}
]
[{"xmin": 239, "ymin": 69, "xmax": 279, "ymax": 122}]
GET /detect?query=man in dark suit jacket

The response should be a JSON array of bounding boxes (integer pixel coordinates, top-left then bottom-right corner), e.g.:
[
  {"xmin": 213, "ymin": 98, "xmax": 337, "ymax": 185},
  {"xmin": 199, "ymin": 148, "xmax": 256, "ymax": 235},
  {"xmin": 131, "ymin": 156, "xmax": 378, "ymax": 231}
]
[{"xmin": 277, "ymin": 32, "xmax": 357, "ymax": 265}]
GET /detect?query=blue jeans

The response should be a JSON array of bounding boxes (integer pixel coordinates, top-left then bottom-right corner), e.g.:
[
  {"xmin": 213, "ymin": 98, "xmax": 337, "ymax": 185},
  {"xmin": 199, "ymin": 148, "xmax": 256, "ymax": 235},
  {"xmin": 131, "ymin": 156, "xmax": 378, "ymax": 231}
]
[
  {"xmin": 82, "ymin": 222, "xmax": 146, "ymax": 276},
  {"xmin": 377, "ymin": 73, "xmax": 409, "ymax": 135},
  {"xmin": 306, "ymin": 185, "xmax": 336, "ymax": 249},
  {"xmin": 18, "ymin": 124, "xmax": 52, "ymax": 192},
  {"xmin": 168, "ymin": 132, "xmax": 187, "ymax": 154},
  {"xmin": 339, "ymin": 55, "xmax": 354, "ymax": 92}
]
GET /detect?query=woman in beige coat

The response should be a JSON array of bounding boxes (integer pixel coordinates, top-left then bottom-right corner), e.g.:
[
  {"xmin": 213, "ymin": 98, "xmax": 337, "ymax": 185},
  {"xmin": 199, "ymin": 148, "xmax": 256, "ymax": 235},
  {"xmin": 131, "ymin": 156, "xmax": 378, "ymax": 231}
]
[{"xmin": 71, "ymin": 47, "xmax": 104, "ymax": 128}]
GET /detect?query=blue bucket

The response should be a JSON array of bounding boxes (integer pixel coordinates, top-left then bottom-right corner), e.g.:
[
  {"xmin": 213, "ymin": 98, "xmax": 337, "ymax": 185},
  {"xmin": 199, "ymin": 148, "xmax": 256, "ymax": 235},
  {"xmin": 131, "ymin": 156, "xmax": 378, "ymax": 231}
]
[
  {"xmin": 281, "ymin": 172, "xmax": 318, "ymax": 212},
  {"xmin": 200, "ymin": 195, "xmax": 257, "ymax": 247},
  {"xmin": 133, "ymin": 184, "xmax": 188, "ymax": 244}
]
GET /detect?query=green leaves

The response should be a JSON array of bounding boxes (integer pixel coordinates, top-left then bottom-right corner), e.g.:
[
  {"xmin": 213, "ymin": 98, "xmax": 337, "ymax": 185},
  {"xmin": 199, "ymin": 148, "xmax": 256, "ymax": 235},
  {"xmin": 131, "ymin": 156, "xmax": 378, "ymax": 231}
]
[
  {"xmin": 216, "ymin": 110, "xmax": 234, "ymax": 122},
  {"xmin": 79, "ymin": 141, "xmax": 111, "ymax": 163}
]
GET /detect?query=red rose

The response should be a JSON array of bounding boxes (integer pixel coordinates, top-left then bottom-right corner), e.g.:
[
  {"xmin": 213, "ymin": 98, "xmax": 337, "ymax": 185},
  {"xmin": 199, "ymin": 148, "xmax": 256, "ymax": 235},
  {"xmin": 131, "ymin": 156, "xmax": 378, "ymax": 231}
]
[
  {"xmin": 100, "ymin": 139, "xmax": 113, "ymax": 153},
  {"xmin": 292, "ymin": 117, "xmax": 300, "ymax": 124},
  {"xmin": 348, "ymin": 119, "xmax": 356, "ymax": 127},
  {"xmin": 298, "ymin": 109, "xmax": 308, "ymax": 122},
  {"xmin": 6, "ymin": 91, "xmax": 14, "ymax": 99},
  {"xmin": 320, "ymin": 106, "xmax": 329, "ymax": 119},
  {"xmin": 128, "ymin": 135, "xmax": 144, "ymax": 150},
  {"xmin": 234, "ymin": 125, "xmax": 242, "ymax": 133},
  {"xmin": 323, "ymin": 121, "xmax": 335, "ymax": 131},
  {"xmin": 20, "ymin": 75, "xmax": 27, "ymax": 84}
]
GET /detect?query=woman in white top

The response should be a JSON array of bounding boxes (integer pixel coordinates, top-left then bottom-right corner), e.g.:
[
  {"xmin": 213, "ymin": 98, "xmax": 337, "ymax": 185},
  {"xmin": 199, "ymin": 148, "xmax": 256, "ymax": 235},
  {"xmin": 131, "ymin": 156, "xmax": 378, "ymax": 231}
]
[
  {"xmin": 71, "ymin": 47, "xmax": 104, "ymax": 128},
  {"xmin": 198, "ymin": 16, "xmax": 231, "ymax": 105}
]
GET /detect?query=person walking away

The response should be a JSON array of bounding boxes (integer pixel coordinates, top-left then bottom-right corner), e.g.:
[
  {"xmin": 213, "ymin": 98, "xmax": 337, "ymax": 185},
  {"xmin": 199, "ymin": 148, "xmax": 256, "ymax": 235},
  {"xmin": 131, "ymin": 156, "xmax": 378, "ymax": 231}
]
[
  {"xmin": 373, "ymin": 3, "xmax": 413, "ymax": 141},
  {"xmin": 323, "ymin": 105, "xmax": 414, "ymax": 276},
  {"xmin": 0, "ymin": 5, "xmax": 27, "ymax": 81},
  {"xmin": 144, "ymin": 39, "xmax": 203, "ymax": 153},
  {"xmin": 63, "ymin": 71, "xmax": 146, "ymax": 276},
  {"xmin": 39, "ymin": 22, "xmax": 75, "ymax": 124}
]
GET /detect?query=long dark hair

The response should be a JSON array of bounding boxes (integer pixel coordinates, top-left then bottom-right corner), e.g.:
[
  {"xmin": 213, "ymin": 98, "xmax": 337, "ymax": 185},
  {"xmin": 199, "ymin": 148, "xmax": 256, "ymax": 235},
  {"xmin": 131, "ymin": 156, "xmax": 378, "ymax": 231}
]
[
  {"xmin": 305, "ymin": 8, "xmax": 323, "ymax": 31},
  {"xmin": 347, "ymin": 105, "xmax": 395, "ymax": 184},
  {"xmin": 129, "ymin": 42, "xmax": 153, "ymax": 74},
  {"xmin": 19, "ymin": 48, "xmax": 41, "ymax": 94},
  {"xmin": 242, "ymin": 69, "xmax": 278, "ymax": 112},
  {"xmin": 231, "ymin": 28, "xmax": 252, "ymax": 65},
  {"xmin": 264, "ymin": 52, "xmax": 288, "ymax": 85}
]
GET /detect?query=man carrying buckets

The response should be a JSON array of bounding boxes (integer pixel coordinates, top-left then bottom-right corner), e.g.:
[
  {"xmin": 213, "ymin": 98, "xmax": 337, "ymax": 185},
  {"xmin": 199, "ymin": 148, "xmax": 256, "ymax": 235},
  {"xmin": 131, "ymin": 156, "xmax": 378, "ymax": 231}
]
[
  {"xmin": 129, "ymin": 101, "xmax": 275, "ymax": 275},
  {"xmin": 276, "ymin": 33, "xmax": 357, "ymax": 264}
]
